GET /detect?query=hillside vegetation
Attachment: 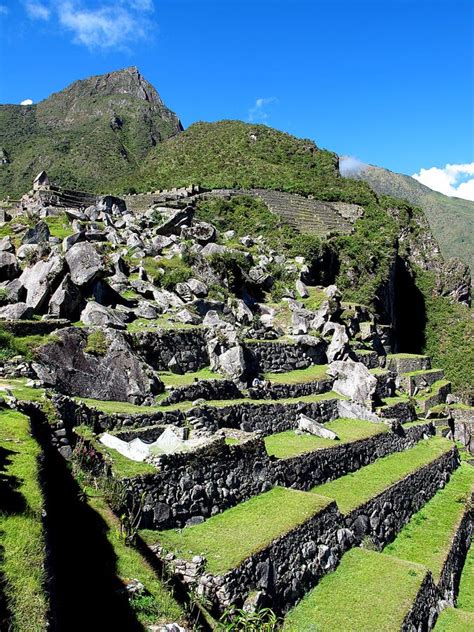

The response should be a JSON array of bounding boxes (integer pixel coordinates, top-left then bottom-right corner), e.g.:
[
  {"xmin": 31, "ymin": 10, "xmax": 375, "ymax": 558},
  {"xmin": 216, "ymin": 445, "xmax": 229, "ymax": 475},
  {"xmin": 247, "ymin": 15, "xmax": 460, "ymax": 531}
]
[
  {"xmin": 347, "ymin": 163, "xmax": 474, "ymax": 271},
  {"xmin": 0, "ymin": 67, "xmax": 182, "ymax": 198}
]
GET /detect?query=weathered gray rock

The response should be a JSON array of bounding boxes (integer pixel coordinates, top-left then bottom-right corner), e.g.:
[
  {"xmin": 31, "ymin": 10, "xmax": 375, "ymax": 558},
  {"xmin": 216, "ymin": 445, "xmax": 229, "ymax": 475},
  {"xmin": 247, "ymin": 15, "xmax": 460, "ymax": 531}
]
[
  {"xmin": 329, "ymin": 360, "xmax": 378, "ymax": 406},
  {"xmin": 232, "ymin": 299, "xmax": 253, "ymax": 324},
  {"xmin": 0, "ymin": 236, "xmax": 14, "ymax": 252},
  {"xmin": 298, "ymin": 414, "xmax": 339, "ymax": 439},
  {"xmin": 181, "ymin": 221, "xmax": 217, "ymax": 245},
  {"xmin": 0, "ymin": 302, "xmax": 34, "ymax": 320},
  {"xmin": 176, "ymin": 309, "xmax": 200, "ymax": 325},
  {"xmin": 151, "ymin": 234, "xmax": 174, "ymax": 254},
  {"xmin": 0, "ymin": 252, "xmax": 19, "ymax": 281},
  {"xmin": 65, "ymin": 242, "xmax": 105, "ymax": 285},
  {"xmin": 135, "ymin": 301, "xmax": 158, "ymax": 320},
  {"xmin": 175, "ymin": 282, "xmax": 193, "ymax": 302},
  {"xmin": 217, "ymin": 345, "xmax": 247, "ymax": 380},
  {"xmin": 34, "ymin": 327, "xmax": 162, "ymax": 403},
  {"xmin": 155, "ymin": 207, "xmax": 194, "ymax": 236},
  {"xmin": 80, "ymin": 301, "xmax": 125, "ymax": 328},
  {"xmin": 0, "ymin": 278, "xmax": 25, "ymax": 304},
  {"xmin": 187, "ymin": 278, "xmax": 208, "ymax": 297},
  {"xmin": 296, "ymin": 279, "xmax": 309, "ymax": 298},
  {"xmin": 19, "ymin": 255, "xmax": 63, "ymax": 310},
  {"xmin": 324, "ymin": 323, "xmax": 350, "ymax": 362},
  {"xmin": 48, "ymin": 274, "xmax": 83, "ymax": 320},
  {"xmin": 21, "ymin": 221, "xmax": 50, "ymax": 245}
]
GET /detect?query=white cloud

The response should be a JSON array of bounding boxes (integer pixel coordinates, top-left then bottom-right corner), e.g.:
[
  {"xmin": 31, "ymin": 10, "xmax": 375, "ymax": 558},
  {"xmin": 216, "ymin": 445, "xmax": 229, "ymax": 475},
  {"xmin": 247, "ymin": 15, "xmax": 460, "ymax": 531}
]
[
  {"xmin": 58, "ymin": 1, "xmax": 149, "ymax": 50},
  {"xmin": 0, "ymin": 5, "xmax": 9, "ymax": 15},
  {"xmin": 339, "ymin": 156, "xmax": 367, "ymax": 176},
  {"xmin": 20, "ymin": 99, "xmax": 33, "ymax": 105},
  {"xmin": 412, "ymin": 162, "xmax": 474, "ymax": 201},
  {"xmin": 25, "ymin": 2, "xmax": 50, "ymax": 20},
  {"xmin": 126, "ymin": 0, "xmax": 154, "ymax": 10},
  {"xmin": 248, "ymin": 97, "xmax": 278, "ymax": 122}
]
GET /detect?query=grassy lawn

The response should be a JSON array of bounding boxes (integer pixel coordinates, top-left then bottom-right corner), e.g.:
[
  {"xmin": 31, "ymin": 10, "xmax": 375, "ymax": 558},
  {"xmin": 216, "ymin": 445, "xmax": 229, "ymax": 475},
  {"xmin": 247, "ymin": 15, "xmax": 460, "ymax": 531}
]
[
  {"xmin": 76, "ymin": 397, "xmax": 168, "ymax": 414},
  {"xmin": 435, "ymin": 608, "xmax": 474, "ymax": 632},
  {"xmin": 142, "ymin": 487, "xmax": 332, "ymax": 575},
  {"xmin": 384, "ymin": 463, "xmax": 474, "ymax": 582},
  {"xmin": 283, "ymin": 548, "xmax": 427, "ymax": 632},
  {"xmin": 0, "ymin": 378, "xmax": 46, "ymax": 402},
  {"xmin": 127, "ymin": 317, "xmax": 202, "ymax": 333},
  {"xmin": 300, "ymin": 286, "xmax": 327, "ymax": 310},
  {"xmin": 311, "ymin": 437, "xmax": 453, "ymax": 514},
  {"xmin": 83, "ymin": 486, "xmax": 185, "ymax": 627},
  {"xmin": 0, "ymin": 409, "xmax": 49, "ymax": 631},
  {"xmin": 159, "ymin": 367, "xmax": 222, "ymax": 387},
  {"xmin": 414, "ymin": 380, "xmax": 451, "ymax": 402},
  {"xmin": 387, "ymin": 353, "xmax": 429, "ymax": 360},
  {"xmin": 264, "ymin": 418, "xmax": 387, "ymax": 459},
  {"xmin": 402, "ymin": 368, "xmax": 444, "ymax": 377},
  {"xmin": 263, "ymin": 364, "xmax": 328, "ymax": 384}
]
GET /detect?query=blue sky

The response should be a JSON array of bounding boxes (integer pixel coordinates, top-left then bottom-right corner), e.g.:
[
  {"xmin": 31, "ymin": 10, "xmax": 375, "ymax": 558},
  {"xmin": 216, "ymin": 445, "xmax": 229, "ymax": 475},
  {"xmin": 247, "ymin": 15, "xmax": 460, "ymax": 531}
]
[{"xmin": 0, "ymin": 0, "xmax": 473, "ymax": 192}]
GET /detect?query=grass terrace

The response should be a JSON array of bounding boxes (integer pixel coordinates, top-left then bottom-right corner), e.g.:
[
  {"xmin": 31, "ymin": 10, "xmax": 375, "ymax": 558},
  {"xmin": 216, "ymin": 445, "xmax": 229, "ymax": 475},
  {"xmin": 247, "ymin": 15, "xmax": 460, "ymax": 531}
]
[
  {"xmin": 0, "ymin": 409, "xmax": 49, "ymax": 631},
  {"xmin": 159, "ymin": 367, "xmax": 222, "ymax": 387},
  {"xmin": 311, "ymin": 437, "xmax": 454, "ymax": 514},
  {"xmin": 414, "ymin": 380, "xmax": 451, "ymax": 402},
  {"xmin": 387, "ymin": 353, "xmax": 430, "ymax": 360},
  {"xmin": 126, "ymin": 316, "xmax": 203, "ymax": 333},
  {"xmin": 435, "ymin": 609, "xmax": 474, "ymax": 632},
  {"xmin": 264, "ymin": 418, "xmax": 387, "ymax": 459},
  {"xmin": 458, "ymin": 542, "xmax": 474, "ymax": 611},
  {"xmin": 77, "ymin": 390, "xmax": 346, "ymax": 415},
  {"xmin": 263, "ymin": 364, "xmax": 328, "ymax": 384},
  {"xmin": 142, "ymin": 487, "xmax": 332, "ymax": 575},
  {"xmin": 384, "ymin": 462, "xmax": 474, "ymax": 581},
  {"xmin": 0, "ymin": 378, "xmax": 45, "ymax": 402},
  {"xmin": 283, "ymin": 548, "xmax": 427, "ymax": 632}
]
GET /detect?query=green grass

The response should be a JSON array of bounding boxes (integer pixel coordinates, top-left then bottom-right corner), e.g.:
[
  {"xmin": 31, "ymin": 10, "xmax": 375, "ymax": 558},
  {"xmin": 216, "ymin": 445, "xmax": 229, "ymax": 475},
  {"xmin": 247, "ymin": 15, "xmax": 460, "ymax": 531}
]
[
  {"xmin": 414, "ymin": 380, "xmax": 451, "ymax": 402},
  {"xmin": 142, "ymin": 487, "xmax": 332, "ymax": 575},
  {"xmin": 159, "ymin": 367, "xmax": 222, "ymax": 387},
  {"xmin": 457, "ymin": 541, "xmax": 474, "ymax": 611},
  {"xmin": 402, "ymin": 368, "xmax": 444, "ymax": 377},
  {"xmin": 264, "ymin": 418, "xmax": 387, "ymax": 458},
  {"xmin": 435, "ymin": 608, "xmax": 474, "ymax": 632},
  {"xmin": 0, "ymin": 378, "xmax": 46, "ymax": 402},
  {"xmin": 0, "ymin": 409, "xmax": 49, "ymax": 631},
  {"xmin": 387, "ymin": 353, "xmax": 428, "ymax": 360},
  {"xmin": 384, "ymin": 463, "xmax": 474, "ymax": 582},
  {"xmin": 283, "ymin": 548, "xmax": 427, "ymax": 632},
  {"xmin": 300, "ymin": 287, "xmax": 327, "ymax": 311},
  {"xmin": 127, "ymin": 316, "xmax": 202, "ymax": 332},
  {"xmin": 44, "ymin": 214, "xmax": 73, "ymax": 240},
  {"xmin": 83, "ymin": 486, "xmax": 185, "ymax": 626},
  {"xmin": 263, "ymin": 364, "xmax": 328, "ymax": 384},
  {"xmin": 311, "ymin": 437, "xmax": 453, "ymax": 513}
]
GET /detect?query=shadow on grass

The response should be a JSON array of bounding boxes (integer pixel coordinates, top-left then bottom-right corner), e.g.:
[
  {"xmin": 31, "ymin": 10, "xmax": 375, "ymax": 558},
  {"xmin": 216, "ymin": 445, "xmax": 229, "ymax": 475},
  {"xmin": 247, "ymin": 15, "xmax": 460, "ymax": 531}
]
[
  {"xmin": 28, "ymin": 408, "xmax": 145, "ymax": 632},
  {"xmin": 0, "ymin": 446, "xmax": 27, "ymax": 515}
]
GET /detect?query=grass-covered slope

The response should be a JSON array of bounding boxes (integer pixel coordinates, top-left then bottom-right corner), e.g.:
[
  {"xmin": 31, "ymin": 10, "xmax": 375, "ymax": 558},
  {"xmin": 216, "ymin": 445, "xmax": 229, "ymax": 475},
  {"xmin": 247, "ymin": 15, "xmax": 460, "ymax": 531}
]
[
  {"xmin": 0, "ymin": 67, "xmax": 182, "ymax": 198},
  {"xmin": 0, "ymin": 409, "xmax": 49, "ymax": 631}
]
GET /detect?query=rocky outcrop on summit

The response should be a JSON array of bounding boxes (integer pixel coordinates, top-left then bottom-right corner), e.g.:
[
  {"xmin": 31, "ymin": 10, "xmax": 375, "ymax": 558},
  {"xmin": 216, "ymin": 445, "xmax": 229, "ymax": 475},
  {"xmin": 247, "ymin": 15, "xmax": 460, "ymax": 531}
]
[{"xmin": 34, "ymin": 327, "xmax": 162, "ymax": 404}]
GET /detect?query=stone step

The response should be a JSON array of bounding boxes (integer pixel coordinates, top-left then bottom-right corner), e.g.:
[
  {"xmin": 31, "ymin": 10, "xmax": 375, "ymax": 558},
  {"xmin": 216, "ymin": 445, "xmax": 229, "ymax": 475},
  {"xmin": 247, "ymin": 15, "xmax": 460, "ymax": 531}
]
[
  {"xmin": 400, "ymin": 368, "xmax": 445, "ymax": 396},
  {"xmin": 387, "ymin": 353, "xmax": 432, "ymax": 374},
  {"xmin": 415, "ymin": 380, "xmax": 452, "ymax": 415}
]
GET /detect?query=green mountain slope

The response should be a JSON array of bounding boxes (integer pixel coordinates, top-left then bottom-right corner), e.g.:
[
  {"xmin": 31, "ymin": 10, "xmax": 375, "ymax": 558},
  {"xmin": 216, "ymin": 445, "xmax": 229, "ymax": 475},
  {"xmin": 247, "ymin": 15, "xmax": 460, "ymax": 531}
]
[
  {"xmin": 344, "ymin": 163, "xmax": 474, "ymax": 271},
  {"xmin": 0, "ymin": 67, "xmax": 182, "ymax": 198}
]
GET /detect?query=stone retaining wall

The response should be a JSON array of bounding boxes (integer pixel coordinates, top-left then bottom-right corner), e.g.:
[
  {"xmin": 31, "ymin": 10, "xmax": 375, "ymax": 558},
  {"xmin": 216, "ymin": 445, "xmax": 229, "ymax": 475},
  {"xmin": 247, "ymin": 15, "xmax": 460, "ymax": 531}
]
[
  {"xmin": 247, "ymin": 377, "xmax": 333, "ymax": 400},
  {"xmin": 245, "ymin": 339, "xmax": 326, "ymax": 373},
  {"xmin": 343, "ymin": 448, "xmax": 459, "ymax": 548},
  {"xmin": 133, "ymin": 329, "xmax": 209, "ymax": 372},
  {"xmin": 162, "ymin": 379, "xmax": 242, "ymax": 405}
]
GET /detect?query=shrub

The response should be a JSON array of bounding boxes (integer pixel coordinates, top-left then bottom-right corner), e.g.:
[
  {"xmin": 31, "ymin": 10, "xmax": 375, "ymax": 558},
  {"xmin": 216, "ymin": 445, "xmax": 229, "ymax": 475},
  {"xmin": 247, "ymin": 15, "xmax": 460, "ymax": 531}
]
[{"xmin": 84, "ymin": 331, "xmax": 109, "ymax": 356}]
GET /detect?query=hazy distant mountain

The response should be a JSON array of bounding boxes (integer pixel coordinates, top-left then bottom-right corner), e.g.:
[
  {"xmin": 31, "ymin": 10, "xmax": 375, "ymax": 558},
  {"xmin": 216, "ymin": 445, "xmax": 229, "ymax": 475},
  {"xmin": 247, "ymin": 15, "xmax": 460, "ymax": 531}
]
[{"xmin": 342, "ymin": 161, "xmax": 474, "ymax": 271}]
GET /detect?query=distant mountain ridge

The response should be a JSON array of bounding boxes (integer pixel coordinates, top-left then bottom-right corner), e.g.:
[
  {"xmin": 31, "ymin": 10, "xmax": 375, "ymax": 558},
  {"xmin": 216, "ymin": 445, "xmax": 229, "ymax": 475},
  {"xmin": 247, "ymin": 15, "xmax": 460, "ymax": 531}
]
[
  {"xmin": 0, "ymin": 66, "xmax": 182, "ymax": 197},
  {"xmin": 344, "ymin": 162, "xmax": 474, "ymax": 271}
]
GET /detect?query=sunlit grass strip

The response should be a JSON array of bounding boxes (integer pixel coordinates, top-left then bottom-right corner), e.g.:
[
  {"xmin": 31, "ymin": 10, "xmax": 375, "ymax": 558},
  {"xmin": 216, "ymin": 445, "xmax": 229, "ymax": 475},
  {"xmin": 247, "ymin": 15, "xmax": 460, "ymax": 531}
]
[
  {"xmin": 0, "ymin": 409, "xmax": 49, "ymax": 631},
  {"xmin": 264, "ymin": 418, "xmax": 387, "ymax": 459},
  {"xmin": 311, "ymin": 437, "xmax": 453, "ymax": 513},
  {"xmin": 384, "ymin": 463, "xmax": 474, "ymax": 582},
  {"xmin": 283, "ymin": 548, "xmax": 427, "ymax": 632},
  {"xmin": 142, "ymin": 487, "xmax": 332, "ymax": 575}
]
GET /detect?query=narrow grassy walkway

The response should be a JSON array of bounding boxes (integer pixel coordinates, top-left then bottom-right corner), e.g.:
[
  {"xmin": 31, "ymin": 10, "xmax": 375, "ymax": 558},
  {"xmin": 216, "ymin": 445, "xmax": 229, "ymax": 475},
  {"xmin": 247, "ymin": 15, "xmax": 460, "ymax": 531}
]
[
  {"xmin": 84, "ymin": 486, "xmax": 185, "ymax": 627},
  {"xmin": 283, "ymin": 548, "xmax": 427, "ymax": 632},
  {"xmin": 385, "ymin": 463, "xmax": 474, "ymax": 582},
  {"xmin": 0, "ymin": 409, "xmax": 49, "ymax": 631},
  {"xmin": 457, "ymin": 541, "xmax": 474, "ymax": 611},
  {"xmin": 311, "ymin": 437, "xmax": 453, "ymax": 513},
  {"xmin": 264, "ymin": 418, "xmax": 387, "ymax": 458},
  {"xmin": 159, "ymin": 367, "xmax": 222, "ymax": 387},
  {"xmin": 263, "ymin": 364, "xmax": 328, "ymax": 384},
  {"xmin": 142, "ymin": 487, "xmax": 332, "ymax": 575},
  {"xmin": 435, "ymin": 608, "xmax": 474, "ymax": 631}
]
